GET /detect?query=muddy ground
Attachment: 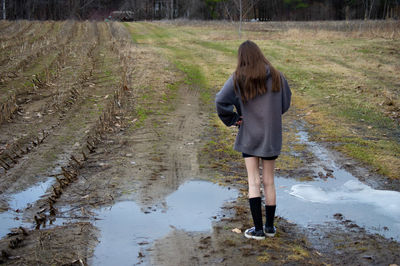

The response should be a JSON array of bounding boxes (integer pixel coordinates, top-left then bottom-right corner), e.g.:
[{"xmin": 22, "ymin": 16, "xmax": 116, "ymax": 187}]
[{"xmin": 0, "ymin": 21, "xmax": 399, "ymax": 265}]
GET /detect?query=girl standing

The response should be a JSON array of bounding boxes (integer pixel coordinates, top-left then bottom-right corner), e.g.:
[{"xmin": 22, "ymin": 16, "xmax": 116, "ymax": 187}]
[{"xmin": 215, "ymin": 40, "xmax": 291, "ymax": 240}]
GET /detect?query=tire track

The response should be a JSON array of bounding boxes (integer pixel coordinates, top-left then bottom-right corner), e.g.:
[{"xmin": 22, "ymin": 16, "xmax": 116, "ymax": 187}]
[
  {"xmin": 0, "ymin": 22, "xmax": 138, "ymax": 264},
  {"xmin": 0, "ymin": 22, "xmax": 104, "ymax": 189},
  {"xmin": 0, "ymin": 21, "xmax": 126, "ymax": 194},
  {"xmin": 0, "ymin": 84, "xmax": 130, "ymax": 263}
]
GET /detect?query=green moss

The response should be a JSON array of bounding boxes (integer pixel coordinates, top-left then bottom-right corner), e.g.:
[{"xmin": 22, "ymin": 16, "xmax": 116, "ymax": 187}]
[
  {"xmin": 160, "ymin": 82, "xmax": 180, "ymax": 112},
  {"xmin": 134, "ymin": 106, "xmax": 150, "ymax": 128},
  {"xmin": 337, "ymin": 104, "xmax": 394, "ymax": 130},
  {"xmin": 339, "ymin": 143, "xmax": 389, "ymax": 176}
]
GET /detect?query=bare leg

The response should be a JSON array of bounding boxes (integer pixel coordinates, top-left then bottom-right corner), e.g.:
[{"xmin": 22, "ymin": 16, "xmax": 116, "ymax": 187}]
[
  {"xmin": 245, "ymin": 157, "xmax": 261, "ymax": 198},
  {"xmin": 262, "ymin": 160, "xmax": 276, "ymax": 205},
  {"xmin": 244, "ymin": 157, "xmax": 264, "ymax": 237}
]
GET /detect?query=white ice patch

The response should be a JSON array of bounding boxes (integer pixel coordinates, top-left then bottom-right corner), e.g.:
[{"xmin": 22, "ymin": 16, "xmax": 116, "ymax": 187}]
[
  {"xmin": 280, "ymin": 128, "xmax": 400, "ymax": 241},
  {"xmin": 290, "ymin": 180, "xmax": 400, "ymax": 220}
]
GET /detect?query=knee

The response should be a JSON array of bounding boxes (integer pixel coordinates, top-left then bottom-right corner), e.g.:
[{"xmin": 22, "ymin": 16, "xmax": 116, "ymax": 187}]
[
  {"xmin": 249, "ymin": 176, "xmax": 261, "ymax": 189},
  {"xmin": 263, "ymin": 179, "xmax": 275, "ymax": 189}
]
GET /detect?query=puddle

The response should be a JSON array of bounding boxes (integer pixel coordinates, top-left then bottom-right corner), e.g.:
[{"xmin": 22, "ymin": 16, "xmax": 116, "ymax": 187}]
[
  {"xmin": 0, "ymin": 178, "xmax": 54, "ymax": 238},
  {"xmin": 275, "ymin": 128, "xmax": 400, "ymax": 241},
  {"xmin": 0, "ymin": 160, "xmax": 67, "ymax": 238},
  {"xmin": 91, "ymin": 180, "xmax": 237, "ymax": 265}
]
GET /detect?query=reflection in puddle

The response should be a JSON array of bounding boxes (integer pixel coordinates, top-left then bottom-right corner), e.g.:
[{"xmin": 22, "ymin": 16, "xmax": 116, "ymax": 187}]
[
  {"xmin": 275, "ymin": 128, "xmax": 400, "ymax": 241},
  {"xmin": 91, "ymin": 180, "xmax": 237, "ymax": 265},
  {"xmin": 0, "ymin": 179, "xmax": 54, "ymax": 238}
]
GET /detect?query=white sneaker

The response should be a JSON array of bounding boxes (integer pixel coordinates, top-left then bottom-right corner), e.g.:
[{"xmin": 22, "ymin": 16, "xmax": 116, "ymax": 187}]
[
  {"xmin": 244, "ymin": 227, "xmax": 266, "ymax": 240},
  {"xmin": 264, "ymin": 225, "xmax": 276, "ymax": 237}
]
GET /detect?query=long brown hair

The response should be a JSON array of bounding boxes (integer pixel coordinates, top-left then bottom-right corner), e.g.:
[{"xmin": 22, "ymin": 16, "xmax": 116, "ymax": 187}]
[{"xmin": 234, "ymin": 40, "xmax": 281, "ymax": 102}]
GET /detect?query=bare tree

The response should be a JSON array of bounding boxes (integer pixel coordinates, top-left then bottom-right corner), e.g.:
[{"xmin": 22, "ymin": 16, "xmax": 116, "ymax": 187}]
[
  {"xmin": 232, "ymin": 0, "xmax": 260, "ymax": 38},
  {"xmin": 170, "ymin": 0, "xmax": 173, "ymax": 19},
  {"xmin": 363, "ymin": 0, "xmax": 376, "ymax": 19},
  {"xmin": 2, "ymin": 0, "xmax": 5, "ymax": 20},
  {"xmin": 239, "ymin": 0, "xmax": 242, "ymax": 38},
  {"xmin": 3, "ymin": 0, "xmax": 399, "ymax": 21}
]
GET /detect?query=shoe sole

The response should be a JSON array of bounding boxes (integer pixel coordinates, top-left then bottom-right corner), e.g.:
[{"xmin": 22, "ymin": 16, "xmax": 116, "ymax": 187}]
[
  {"xmin": 264, "ymin": 226, "xmax": 276, "ymax": 237},
  {"xmin": 244, "ymin": 232, "xmax": 265, "ymax": 240}
]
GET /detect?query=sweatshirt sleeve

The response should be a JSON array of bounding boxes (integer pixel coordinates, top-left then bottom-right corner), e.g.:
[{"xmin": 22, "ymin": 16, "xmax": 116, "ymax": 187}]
[
  {"xmin": 281, "ymin": 74, "xmax": 292, "ymax": 114},
  {"xmin": 215, "ymin": 76, "xmax": 241, "ymax": 127}
]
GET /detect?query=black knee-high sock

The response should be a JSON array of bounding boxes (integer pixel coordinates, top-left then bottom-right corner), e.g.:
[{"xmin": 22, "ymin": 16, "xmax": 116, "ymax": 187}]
[
  {"xmin": 249, "ymin": 197, "xmax": 263, "ymax": 231},
  {"xmin": 265, "ymin": 205, "xmax": 276, "ymax": 228}
]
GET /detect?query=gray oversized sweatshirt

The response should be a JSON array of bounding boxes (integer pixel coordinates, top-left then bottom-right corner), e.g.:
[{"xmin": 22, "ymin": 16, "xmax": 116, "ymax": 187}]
[{"xmin": 215, "ymin": 69, "xmax": 291, "ymax": 157}]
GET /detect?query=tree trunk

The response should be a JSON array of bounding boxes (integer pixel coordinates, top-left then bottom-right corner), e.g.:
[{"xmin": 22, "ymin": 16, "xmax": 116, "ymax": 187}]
[
  {"xmin": 364, "ymin": 0, "xmax": 368, "ymax": 19},
  {"xmin": 239, "ymin": 0, "xmax": 242, "ymax": 39},
  {"xmin": 253, "ymin": 0, "xmax": 257, "ymax": 19},
  {"xmin": 2, "ymin": 0, "xmax": 5, "ymax": 20},
  {"xmin": 170, "ymin": 0, "xmax": 173, "ymax": 19},
  {"xmin": 368, "ymin": 0, "xmax": 375, "ymax": 19}
]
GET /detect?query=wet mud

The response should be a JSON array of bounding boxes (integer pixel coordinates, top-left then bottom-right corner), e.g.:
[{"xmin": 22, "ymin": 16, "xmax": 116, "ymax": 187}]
[{"xmin": 197, "ymin": 116, "xmax": 400, "ymax": 265}]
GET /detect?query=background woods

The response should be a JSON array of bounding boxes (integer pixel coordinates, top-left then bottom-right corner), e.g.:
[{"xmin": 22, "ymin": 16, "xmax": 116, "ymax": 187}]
[{"xmin": 2, "ymin": 0, "xmax": 400, "ymax": 21}]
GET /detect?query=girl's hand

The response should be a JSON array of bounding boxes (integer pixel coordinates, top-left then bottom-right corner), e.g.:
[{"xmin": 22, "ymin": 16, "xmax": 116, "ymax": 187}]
[{"xmin": 235, "ymin": 116, "xmax": 243, "ymax": 126}]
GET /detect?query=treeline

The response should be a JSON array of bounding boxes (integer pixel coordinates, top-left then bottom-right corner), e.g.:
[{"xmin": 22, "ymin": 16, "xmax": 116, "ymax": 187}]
[{"xmin": 3, "ymin": 0, "xmax": 400, "ymax": 21}]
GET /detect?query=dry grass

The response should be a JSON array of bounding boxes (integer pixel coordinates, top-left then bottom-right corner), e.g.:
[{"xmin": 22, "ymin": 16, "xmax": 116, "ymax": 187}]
[
  {"xmin": 124, "ymin": 21, "xmax": 400, "ymax": 180},
  {"xmin": 165, "ymin": 19, "xmax": 400, "ymax": 39},
  {"xmin": 244, "ymin": 20, "xmax": 400, "ymax": 38}
]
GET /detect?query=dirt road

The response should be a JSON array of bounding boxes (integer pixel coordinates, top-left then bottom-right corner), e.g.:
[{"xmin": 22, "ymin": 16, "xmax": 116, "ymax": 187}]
[{"xmin": 0, "ymin": 20, "xmax": 399, "ymax": 265}]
